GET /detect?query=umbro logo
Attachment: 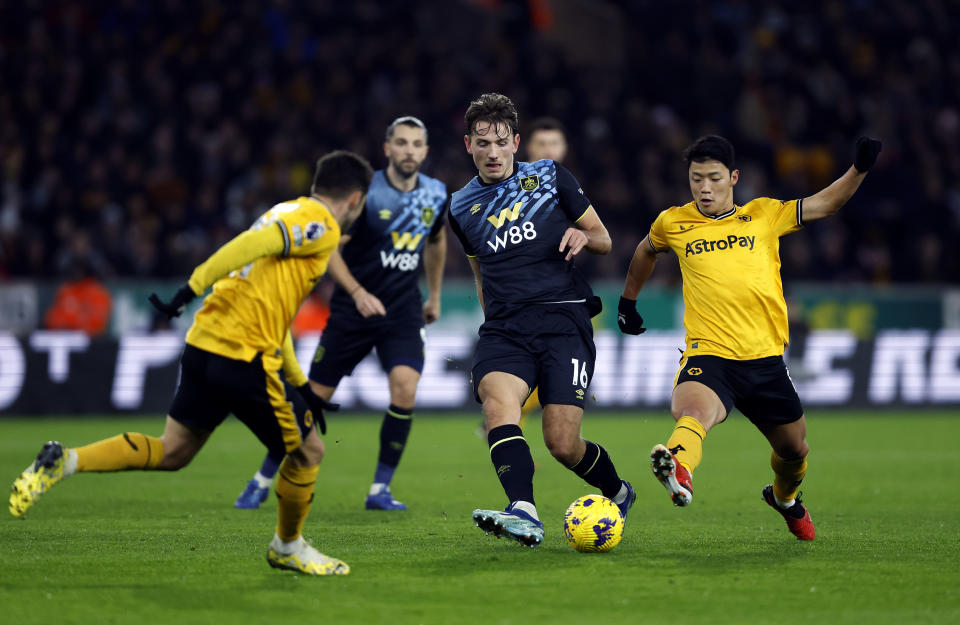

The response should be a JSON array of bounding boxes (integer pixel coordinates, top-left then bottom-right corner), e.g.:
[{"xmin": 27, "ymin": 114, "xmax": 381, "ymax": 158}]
[
  {"xmin": 669, "ymin": 444, "xmax": 686, "ymax": 455},
  {"xmin": 470, "ymin": 203, "xmax": 483, "ymax": 214}
]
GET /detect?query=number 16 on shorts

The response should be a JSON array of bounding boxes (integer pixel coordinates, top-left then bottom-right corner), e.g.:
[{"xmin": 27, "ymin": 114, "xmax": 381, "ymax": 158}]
[{"xmin": 571, "ymin": 358, "xmax": 590, "ymax": 388}]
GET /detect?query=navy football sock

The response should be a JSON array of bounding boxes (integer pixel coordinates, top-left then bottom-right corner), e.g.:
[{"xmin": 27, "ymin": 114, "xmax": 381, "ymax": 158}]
[
  {"xmin": 569, "ymin": 441, "xmax": 622, "ymax": 500},
  {"xmin": 257, "ymin": 452, "xmax": 282, "ymax": 481},
  {"xmin": 374, "ymin": 405, "xmax": 413, "ymax": 485},
  {"xmin": 487, "ymin": 424, "xmax": 535, "ymax": 505}
]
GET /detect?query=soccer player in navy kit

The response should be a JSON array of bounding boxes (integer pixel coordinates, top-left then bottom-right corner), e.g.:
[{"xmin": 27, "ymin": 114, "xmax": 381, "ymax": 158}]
[
  {"xmin": 448, "ymin": 93, "xmax": 635, "ymax": 547},
  {"xmin": 235, "ymin": 116, "xmax": 448, "ymax": 511}
]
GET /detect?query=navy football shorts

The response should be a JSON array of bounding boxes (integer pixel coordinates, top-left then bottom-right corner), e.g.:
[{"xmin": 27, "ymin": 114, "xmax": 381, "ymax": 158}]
[
  {"xmin": 471, "ymin": 303, "xmax": 595, "ymax": 409},
  {"xmin": 169, "ymin": 345, "xmax": 315, "ymax": 456},
  {"xmin": 309, "ymin": 314, "xmax": 425, "ymax": 386},
  {"xmin": 674, "ymin": 354, "xmax": 804, "ymax": 427}
]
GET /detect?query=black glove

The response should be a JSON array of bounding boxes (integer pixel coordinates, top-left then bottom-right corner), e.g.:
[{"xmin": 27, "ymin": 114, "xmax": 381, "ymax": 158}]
[
  {"xmin": 617, "ymin": 296, "xmax": 646, "ymax": 335},
  {"xmin": 296, "ymin": 383, "xmax": 339, "ymax": 435},
  {"xmin": 148, "ymin": 284, "xmax": 197, "ymax": 319},
  {"xmin": 853, "ymin": 136, "xmax": 882, "ymax": 173}
]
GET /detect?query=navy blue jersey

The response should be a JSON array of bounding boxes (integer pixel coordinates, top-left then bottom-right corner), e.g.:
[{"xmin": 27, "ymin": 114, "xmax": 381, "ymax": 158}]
[
  {"xmin": 331, "ymin": 170, "xmax": 448, "ymax": 319},
  {"xmin": 448, "ymin": 160, "xmax": 594, "ymax": 320}
]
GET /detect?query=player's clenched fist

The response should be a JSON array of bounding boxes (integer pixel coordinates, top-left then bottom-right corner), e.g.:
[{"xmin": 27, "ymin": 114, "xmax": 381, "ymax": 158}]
[
  {"xmin": 617, "ymin": 296, "xmax": 646, "ymax": 335},
  {"xmin": 853, "ymin": 136, "xmax": 882, "ymax": 173}
]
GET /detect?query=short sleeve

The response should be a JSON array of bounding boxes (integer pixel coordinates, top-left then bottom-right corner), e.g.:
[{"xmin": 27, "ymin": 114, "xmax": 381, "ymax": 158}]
[
  {"xmin": 555, "ymin": 163, "xmax": 592, "ymax": 222},
  {"xmin": 648, "ymin": 210, "xmax": 669, "ymax": 252},
  {"xmin": 429, "ymin": 194, "xmax": 450, "ymax": 237},
  {"xmin": 280, "ymin": 203, "xmax": 341, "ymax": 258},
  {"xmin": 447, "ymin": 212, "xmax": 475, "ymax": 257},
  {"xmin": 769, "ymin": 198, "xmax": 804, "ymax": 237}
]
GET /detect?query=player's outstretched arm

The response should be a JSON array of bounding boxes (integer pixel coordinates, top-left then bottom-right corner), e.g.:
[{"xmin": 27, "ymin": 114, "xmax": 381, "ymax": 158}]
[
  {"xmin": 618, "ymin": 234, "xmax": 660, "ymax": 335},
  {"xmin": 188, "ymin": 226, "xmax": 287, "ymax": 292},
  {"xmin": 423, "ymin": 228, "xmax": 446, "ymax": 324},
  {"xmin": 148, "ymin": 225, "xmax": 287, "ymax": 318},
  {"xmin": 801, "ymin": 137, "xmax": 882, "ymax": 224},
  {"xmin": 327, "ymin": 249, "xmax": 386, "ymax": 318}
]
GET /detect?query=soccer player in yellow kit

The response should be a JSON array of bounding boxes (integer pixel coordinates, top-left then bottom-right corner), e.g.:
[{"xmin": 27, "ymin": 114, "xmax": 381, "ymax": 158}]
[
  {"xmin": 618, "ymin": 135, "xmax": 881, "ymax": 540},
  {"xmin": 9, "ymin": 150, "xmax": 374, "ymax": 574}
]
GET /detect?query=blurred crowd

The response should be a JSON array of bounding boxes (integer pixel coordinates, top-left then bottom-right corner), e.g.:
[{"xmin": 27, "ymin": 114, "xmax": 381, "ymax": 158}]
[{"xmin": 1, "ymin": 0, "xmax": 958, "ymax": 286}]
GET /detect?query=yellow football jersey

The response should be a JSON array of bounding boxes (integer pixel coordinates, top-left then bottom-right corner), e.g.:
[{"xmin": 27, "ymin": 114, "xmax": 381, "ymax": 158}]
[
  {"xmin": 649, "ymin": 197, "xmax": 803, "ymax": 360},
  {"xmin": 186, "ymin": 196, "xmax": 340, "ymax": 365}
]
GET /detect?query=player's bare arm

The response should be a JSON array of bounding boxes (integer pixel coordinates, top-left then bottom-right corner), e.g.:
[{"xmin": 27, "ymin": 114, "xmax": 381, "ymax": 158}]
[
  {"xmin": 622, "ymin": 234, "xmax": 662, "ymax": 299},
  {"xmin": 801, "ymin": 137, "xmax": 881, "ymax": 223},
  {"xmin": 327, "ymin": 248, "xmax": 386, "ymax": 318},
  {"xmin": 422, "ymin": 227, "xmax": 446, "ymax": 324},
  {"xmin": 467, "ymin": 256, "xmax": 484, "ymax": 311},
  {"xmin": 560, "ymin": 206, "xmax": 611, "ymax": 260},
  {"xmin": 618, "ymin": 234, "xmax": 663, "ymax": 335}
]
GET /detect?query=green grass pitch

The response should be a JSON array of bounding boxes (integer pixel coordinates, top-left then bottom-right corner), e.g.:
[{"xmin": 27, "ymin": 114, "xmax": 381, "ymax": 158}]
[{"xmin": 1, "ymin": 410, "xmax": 958, "ymax": 625}]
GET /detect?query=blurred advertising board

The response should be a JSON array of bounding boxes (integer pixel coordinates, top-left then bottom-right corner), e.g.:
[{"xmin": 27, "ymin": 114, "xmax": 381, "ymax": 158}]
[{"xmin": 2, "ymin": 328, "xmax": 958, "ymax": 414}]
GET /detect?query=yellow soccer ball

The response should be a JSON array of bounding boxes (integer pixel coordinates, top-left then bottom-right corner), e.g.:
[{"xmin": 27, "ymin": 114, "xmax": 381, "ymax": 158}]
[{"xmin": 563, "ymin": 494, "xmax": 624, "ymax": 553}]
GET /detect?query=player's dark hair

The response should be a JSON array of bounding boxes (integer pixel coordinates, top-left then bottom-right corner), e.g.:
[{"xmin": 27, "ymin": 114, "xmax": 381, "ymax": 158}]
[
  {"xmin": 386, "ymin": 115, "xmax": 428, "ymax": 143},
  {"xmin": 683, "ymin": 135, "xmax": 736, "ymax": 172},
  {"xmin": 527, "ymin": 116, "xmax": 566, "ymax": 137},
  {"xmin": 465, "ymin": 93, "xmax": 519, "ymax": 138},
  {"xmin": 311, "ymin": 150, "xmax": 374, "ymax": 199}
]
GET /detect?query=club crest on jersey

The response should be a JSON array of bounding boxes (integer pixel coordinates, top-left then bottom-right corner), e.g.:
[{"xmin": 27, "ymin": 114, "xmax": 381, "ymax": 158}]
[
  {"xmin": 421, "ymin": 206, "xmax": 436, "ymax": 227},
  {"xmin": 379, "ymin": 209, "xmax": 392, "ymax": 220},
  {"xmin": 686, "ymin": 367, "xmax": 703, "ymax": 376},
  {"xmin": 520, "ymin": 175, "xmax": 540, "ymax": 191},
  {"xmin": 305, "ymin": 222, "xmax": 326, "ymax": 241},
  {"xmin": 736, "ymin": 214, "xmax": 752, "ymax": 222}
]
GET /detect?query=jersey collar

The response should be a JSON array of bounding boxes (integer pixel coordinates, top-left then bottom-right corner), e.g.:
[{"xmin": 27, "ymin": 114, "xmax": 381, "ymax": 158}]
[
  {"xmin": 695, "ymin": 203, "xmax": 738, "ymax": 220},
  {"xmin": 383, "ymin": 168, "xmax": 420, "ymax": 193}
]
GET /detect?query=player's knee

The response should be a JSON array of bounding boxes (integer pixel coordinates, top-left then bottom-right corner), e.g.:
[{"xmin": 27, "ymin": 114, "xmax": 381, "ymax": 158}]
[
  {"xmin": 390, "ymin": 385, "xmax": 417, "ymax": 410},
  {"xmin": 775, "ymin": 439, "xmax": 809, "ymax": 460},
  {"xmin": 294, "ymin": 435, "xmax": 325, "ymax": 466},
  {"xmin": 481, "ymin": 396, "xmax": 519, "ymax": 426},
  {"xmin": 672, "ymin": 405, "xmax": 700, "ymax": 421},
  {"xmin": 157, "ymin": 445, "xmax": 193, "ymax": 471},
  {"xmin": 544, "ymin": 434, "xmax": 580, "ymax": 465}
]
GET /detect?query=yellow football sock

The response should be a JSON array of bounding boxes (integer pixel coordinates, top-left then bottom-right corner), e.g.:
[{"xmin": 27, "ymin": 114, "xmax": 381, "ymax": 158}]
[
  {"xmin": 275, "ymin": 459, "xmax": 319, "ymax": 542},
  {"xmin": 666, "ymin": 416, "xmax": 707, "ymax": 473},
  {"xmin": 75, "ymin": 433, "xmax": 164, "ymax": 472},
  {"xmin": 771, "ymin": 452, "xmax": 807, "ymax": 503}
]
